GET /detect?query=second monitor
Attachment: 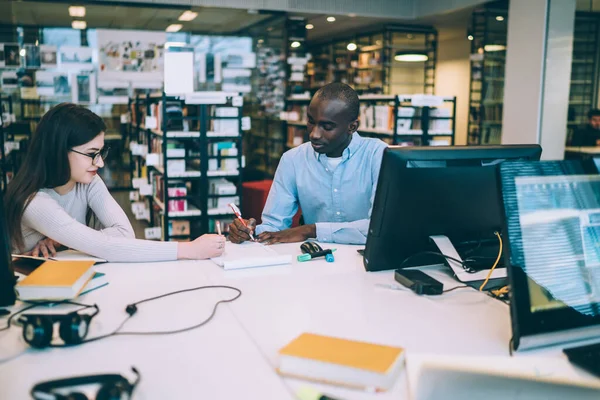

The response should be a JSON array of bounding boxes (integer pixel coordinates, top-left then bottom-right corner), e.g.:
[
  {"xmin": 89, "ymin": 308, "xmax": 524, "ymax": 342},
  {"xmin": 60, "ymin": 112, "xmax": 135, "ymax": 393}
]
[{"xmin": 363, "ymin": 145, "xmax": 542, "ymax": 273}]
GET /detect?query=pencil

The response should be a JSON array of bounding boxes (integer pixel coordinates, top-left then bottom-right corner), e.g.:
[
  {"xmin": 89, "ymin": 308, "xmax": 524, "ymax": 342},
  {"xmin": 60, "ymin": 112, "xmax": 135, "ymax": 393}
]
[{"xmin": 216, "ymin": 223, "xmax": 222, "ymax": 236}]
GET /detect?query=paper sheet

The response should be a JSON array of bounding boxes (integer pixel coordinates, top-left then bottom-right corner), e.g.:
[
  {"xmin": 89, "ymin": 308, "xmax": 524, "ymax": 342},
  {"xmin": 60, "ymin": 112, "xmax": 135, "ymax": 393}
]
[
  {"xmin": 211, "ymin": 242, "xmax": 292, "ymax": 270},
  {"xmin": 51, "ymin": 250, "xmax": 107, "ymax": 264}
]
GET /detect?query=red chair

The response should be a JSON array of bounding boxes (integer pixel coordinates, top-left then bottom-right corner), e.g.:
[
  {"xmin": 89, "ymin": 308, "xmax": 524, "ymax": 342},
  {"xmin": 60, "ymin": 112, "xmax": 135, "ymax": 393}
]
[{"xmin": 242, "ymin": 180, "xmax": 302, "ymax": 227}]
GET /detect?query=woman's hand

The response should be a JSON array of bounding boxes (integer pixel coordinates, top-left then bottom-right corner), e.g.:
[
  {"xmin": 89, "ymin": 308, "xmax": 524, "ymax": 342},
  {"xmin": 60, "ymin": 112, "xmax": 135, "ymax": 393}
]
[
  {"xmin": 29, "ymin": 238, "xmax": 61, "ymax": 258},
  {"xmin": 178, "ymin": 234, "xmax": 226, "ymax": 260}
]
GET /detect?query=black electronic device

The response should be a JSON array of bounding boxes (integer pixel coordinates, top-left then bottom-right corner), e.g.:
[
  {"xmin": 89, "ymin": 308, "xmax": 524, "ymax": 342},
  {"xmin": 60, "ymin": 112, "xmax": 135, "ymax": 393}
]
[
  {"xmin": 563, "ymin": 342, "xmax": 600, "ymax": 378},
  {"xmin": 31, "ymin": 367, "xmax": 140, "ymax": 400},
  {"xmin": 499, "ymin": 159, "xmax": 600, "ymax": 351},
  {"xmin": 394, "ymin": 269, "xmax": 443, "ymax": 295},
  {"xmin": 19, "ymin": 304, "xmax": 99, "ymax": 348},
  {"xmin": 301, "ymin": 241, "xmax": 323, "ymax": 254},
  {"xmin": 0, "ymin": 192, "xmax": 17, "ymax": 307},
  {"xmin": 364, "ymin": 145, "xmax": 542, "ymax": 273}
]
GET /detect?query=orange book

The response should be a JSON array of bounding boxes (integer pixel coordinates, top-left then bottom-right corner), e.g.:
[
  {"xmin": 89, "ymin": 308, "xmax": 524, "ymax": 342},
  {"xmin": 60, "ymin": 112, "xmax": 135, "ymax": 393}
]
[
  {"xmin": 278, "ymin": 333, "xmax": 405, "ymax": 391},
  {"xmin": 15, "ymin": 260, "xmax": 96, "ymax": 301}
]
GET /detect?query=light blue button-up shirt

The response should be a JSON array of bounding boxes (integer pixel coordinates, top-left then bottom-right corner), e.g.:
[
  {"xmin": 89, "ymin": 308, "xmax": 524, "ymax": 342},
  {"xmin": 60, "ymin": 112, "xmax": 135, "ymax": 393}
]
[{"xmin": 255, "ymin": 132, "xmax": 387, "ymax": 244}]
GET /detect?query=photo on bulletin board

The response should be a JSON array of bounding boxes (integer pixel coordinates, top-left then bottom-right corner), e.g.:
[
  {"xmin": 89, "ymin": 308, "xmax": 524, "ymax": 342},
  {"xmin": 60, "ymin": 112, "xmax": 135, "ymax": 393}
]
[
  {"xmin": 97, "ymin": 29, "xmax": 165, "ymax": 74},
  {"xmin": 17, "ymin": 70, "xmax": 35, "ymax": 88},
  {"xmin": 59, "ymin": 46, "xmax": 94, "ymax": 69},
  {"xmin": 24, "ymin": 44, "xmax": 41, "ymax": 68},
  {"xmin": 40, "ymin": 45, "xmax": 58, "ymax": 68},
  {"xmin": 72, "ymin": 73, "xmax": 96, "ymax": 104},
  {"xmin": 1, "ymin": 71, "xmax": 18, "ymax": 89},
  {"xmin": 3, "ymin": 44, "xmax": 20, "ymax": 67},
  {"xmin": 35, "ymin": 71, "xmax": 71, "ymax": 97}
]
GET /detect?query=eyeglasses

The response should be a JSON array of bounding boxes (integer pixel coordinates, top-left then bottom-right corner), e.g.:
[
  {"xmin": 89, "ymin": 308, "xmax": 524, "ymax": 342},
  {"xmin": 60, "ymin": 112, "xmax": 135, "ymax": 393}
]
[{"xmin": 70, "ymin": 146, "xmax": 110, "ymax": 166}]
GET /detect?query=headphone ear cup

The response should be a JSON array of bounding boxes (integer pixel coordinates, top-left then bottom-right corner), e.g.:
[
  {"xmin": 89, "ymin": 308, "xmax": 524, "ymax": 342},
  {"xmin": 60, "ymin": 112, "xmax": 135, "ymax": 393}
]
[
  {"xmin": 22, "ymin": 316, "xmax": 53, "ymax": 349},
  {"xmin": 96, "ymin": 380, "xmax": 130, "ymax": 400},
  {"xmin": 59, "ymin": 313, "xmax": 90, "ymax": 345}
]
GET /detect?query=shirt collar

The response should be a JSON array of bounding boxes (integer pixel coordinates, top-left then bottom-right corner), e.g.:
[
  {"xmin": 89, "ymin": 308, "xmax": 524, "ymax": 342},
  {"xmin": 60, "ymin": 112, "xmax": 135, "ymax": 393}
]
[{"xmin": 315, "ymin": 132, "xmax": 363, "ymax": 161}]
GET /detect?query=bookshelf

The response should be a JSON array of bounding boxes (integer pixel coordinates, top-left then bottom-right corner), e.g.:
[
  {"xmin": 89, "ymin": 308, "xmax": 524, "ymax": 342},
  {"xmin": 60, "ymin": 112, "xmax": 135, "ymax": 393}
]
[
  {"xmin": 306, "ymin": 25, "xmax": 437, "ymax": 96},
  {"xmin": 0, "ymin": 94, "xmax": 16, "ymax": 191},
  {"xmin": 129, "ymin": 92, "xmax": 244, "ymax": 242},
  {"xmin": 468, "ymin": 4, "xmax": 600, "ymax": 145},
  {"xmin": 467, "ymin": 4, "xmax": 508, "ymax": 145},
  {"xmin": 282, "ymin": 94, "xmax": 456, "ymax": 150},
  {"xmin": 568, "ymin": 12, "xmax": 600, "ymax": 142}
]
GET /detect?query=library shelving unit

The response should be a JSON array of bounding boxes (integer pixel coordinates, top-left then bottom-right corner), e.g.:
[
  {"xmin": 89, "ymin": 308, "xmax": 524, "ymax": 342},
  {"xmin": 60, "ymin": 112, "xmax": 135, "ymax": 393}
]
[
  {"xmin": 468, "ymin": 3, "xmax": 600, "ymax": 145},
  {"xmin": 467, "ymin": 4, "xmax": 508, "ymax": 145},
  {"xmin": 130, "ymin": 92, "xmax": 244, "ymax": 242},
  {"xmin": 568, "ymin": 12, "xmax": 600, "ymax": 141},
  {"xmin": 306, "ymin": 25, "xmax": 437, "ymax": 96},
  {"xmin": 283, "ymin": 94, "xmax": 456, "ymax": 150},
  {"xmin": 0, "ymin": 94, "xmax": 16, "ymax": 191},
  {"xmin": 245, "ymin": 116, "xmax": 286, "ymax": 179}
]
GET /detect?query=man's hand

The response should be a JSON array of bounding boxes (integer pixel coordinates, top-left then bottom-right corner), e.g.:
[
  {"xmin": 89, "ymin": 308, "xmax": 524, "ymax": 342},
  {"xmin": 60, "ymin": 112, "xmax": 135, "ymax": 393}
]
[
  {"xmin": 228, "ymin": 218, "xmax": 257, "ymax": 244},
  {"xmin": 257, "ymin": 224, "xmax": 316, "ymax": 245},
  {"xmin": 29, "ymin": 238, "xmax": 61, "ymax": 258}
]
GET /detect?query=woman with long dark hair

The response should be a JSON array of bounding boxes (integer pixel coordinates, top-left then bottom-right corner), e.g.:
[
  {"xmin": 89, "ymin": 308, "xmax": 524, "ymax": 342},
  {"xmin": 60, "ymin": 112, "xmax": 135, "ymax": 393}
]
[{"xmin": 5, "ymin": 103, "xmax": 224, "ymax": 262}]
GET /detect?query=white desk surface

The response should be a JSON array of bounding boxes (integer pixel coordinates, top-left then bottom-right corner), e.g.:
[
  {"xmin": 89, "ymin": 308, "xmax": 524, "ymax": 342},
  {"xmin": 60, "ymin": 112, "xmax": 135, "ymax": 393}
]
[{"xmin": 1, "ymin": 243, "xmax": 598, "ymax": 399}]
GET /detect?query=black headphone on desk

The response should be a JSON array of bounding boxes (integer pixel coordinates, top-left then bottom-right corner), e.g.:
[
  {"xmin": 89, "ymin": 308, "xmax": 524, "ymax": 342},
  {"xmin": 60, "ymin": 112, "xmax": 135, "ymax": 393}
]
[
  {"xmin": 31, "ymin": 366, "xmax": 140, "ymax": 400},
  {"xmin": 18, "ymin": 304, "xmax": 99, "ymax": 349}
]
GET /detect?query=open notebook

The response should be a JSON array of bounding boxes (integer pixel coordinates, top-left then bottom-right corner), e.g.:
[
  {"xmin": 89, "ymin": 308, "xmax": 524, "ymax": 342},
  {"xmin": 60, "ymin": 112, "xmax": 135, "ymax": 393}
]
[{"xmin": 211, "ymin": 241, "xmax": 292, "ymax": 270}]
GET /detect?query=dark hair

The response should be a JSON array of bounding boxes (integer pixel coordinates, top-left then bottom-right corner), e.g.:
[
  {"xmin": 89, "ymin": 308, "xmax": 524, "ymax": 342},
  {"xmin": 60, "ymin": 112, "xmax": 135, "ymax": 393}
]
[
  {"xmin": 588, "ymin": 109, "xmax": 600, "ymax": 119},
  {"xmin": 5, "ymin": 103, "xmax": 106, "ymax": 251},
  {"xmin": 314, "ymin": 82, "xmax": 360, "ymax": 122}
]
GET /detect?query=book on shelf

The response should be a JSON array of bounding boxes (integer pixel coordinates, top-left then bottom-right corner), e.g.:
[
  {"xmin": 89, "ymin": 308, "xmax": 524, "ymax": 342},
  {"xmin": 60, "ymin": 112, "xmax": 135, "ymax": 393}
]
[
  {"xmin": 168, "ymin": 220, "xmax": 190, "ymax": 236},
  {"xmin": 167, "ymin": 186, "xmax": 187, "ymax": 212},
  {"xmin": 211, "ymin": 107, "xmax": 239, "ymax": 135},
  {"xmin": 397, "ymin": 107, "xmax": 416, "ymax": 131}
]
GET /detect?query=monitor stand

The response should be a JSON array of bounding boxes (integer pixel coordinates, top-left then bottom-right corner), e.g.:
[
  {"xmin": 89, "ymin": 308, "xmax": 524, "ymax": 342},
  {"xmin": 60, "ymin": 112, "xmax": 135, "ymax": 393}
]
[{"xmin": 429, "ymin": 235, "xmax": 507, "ymax": 289}]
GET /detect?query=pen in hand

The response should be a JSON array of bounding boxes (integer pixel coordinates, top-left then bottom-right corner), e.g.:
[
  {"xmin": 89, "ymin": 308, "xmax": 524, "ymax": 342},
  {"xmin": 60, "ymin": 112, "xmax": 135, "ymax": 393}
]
[
  {"xmin": 216, "ymin": 222, "xmax": 222, "ymax": 236},
  {"xmin": 228, "ymin": 203, "xmax": 255, "ymax": 241}
]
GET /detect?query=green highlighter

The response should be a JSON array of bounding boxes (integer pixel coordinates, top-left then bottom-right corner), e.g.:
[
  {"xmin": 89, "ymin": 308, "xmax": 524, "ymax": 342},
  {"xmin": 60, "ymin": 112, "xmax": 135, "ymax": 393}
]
[{"xmin": 297, "ymin": 249, "xmax": 336, "ymax": 262}]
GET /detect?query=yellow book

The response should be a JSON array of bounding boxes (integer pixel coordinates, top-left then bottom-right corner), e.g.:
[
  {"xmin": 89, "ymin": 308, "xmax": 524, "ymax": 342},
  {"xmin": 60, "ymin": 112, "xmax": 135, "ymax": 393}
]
[
  {"xmin": 278, "ymin": 333, "xmax": 405, "ymax": 391},
  {"xmin": 15, "ymin": 260, "xmax": 96, "ymax": 301}
]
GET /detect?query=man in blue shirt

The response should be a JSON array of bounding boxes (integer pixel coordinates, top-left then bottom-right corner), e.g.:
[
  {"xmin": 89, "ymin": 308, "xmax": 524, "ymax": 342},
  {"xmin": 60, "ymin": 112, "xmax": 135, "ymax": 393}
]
[{"xmin": 229, "ymin": 83, "xmax": 387, "ymax": 245}]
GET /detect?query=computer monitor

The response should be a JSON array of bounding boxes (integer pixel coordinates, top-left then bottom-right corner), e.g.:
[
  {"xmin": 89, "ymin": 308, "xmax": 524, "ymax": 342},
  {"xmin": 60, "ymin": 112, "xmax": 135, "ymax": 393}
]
[
  {"xmin": 363, "ymin": 145, "xmax": 542, "ymax": 273},
  {"xmin": 0, "ymin": 193, "xmax": 16, "ymax": 307},
  {"xmin": 499, "ymin": 159, "xmax": 600, "ymax": 351}
]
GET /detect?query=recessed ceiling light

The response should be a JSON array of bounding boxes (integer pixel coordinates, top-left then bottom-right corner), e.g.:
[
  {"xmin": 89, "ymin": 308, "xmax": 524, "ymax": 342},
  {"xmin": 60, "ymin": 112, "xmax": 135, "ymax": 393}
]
[
  {"xmin": 178, "ymin": 11, "xmax": 198, "ymax": 21},
  {"xmin": 327, "ymin": 16, "xmax": 336, "ymax": 22},
  {"xmin": 305, "ymin": 24, "xmax": 314, "ymax": 30},
  {"xmin": 291, "ymin": 41, "xmax": 301, "ymax": 48},
  {"xmin": 68, "ymin": 6, "xmax": 85, "ymax": 18},
  {"xmin": 468, "ymin": 35, "xmax": 474, "ymax": 41},
  {"xmin": 166, "ymin": 24, "xmax": 183, "ymax": 32},
  {"xmin": 347, "ymin": 43, "xmax": 357, "ymax": 51},
  {"xmin": 72, "ymin": 20, "xmax": 87, "ymax": 30},
  {"xmin": 496, "ymin": 15, "xmax": 505, "ymax": 21}
]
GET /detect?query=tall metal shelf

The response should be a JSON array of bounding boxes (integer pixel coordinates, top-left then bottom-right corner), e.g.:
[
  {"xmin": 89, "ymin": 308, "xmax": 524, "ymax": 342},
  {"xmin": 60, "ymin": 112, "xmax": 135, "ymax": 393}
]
[{"xmin": 130, "ymin": 92, "xmax": 244, "ymax": 241}]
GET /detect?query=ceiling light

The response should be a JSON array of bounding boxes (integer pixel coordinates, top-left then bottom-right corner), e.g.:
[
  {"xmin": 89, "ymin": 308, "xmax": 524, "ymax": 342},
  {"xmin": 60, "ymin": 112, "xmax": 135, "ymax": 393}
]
[
  {"xmin": 347, "ymin": 43, "xmax": 357, "ymax": 51},
  {"xmin": 178, "ymin": 10, "xmax": 198, "ymax": 21},
  {"xmin": 166, "ymin": 24, "xmax": 183, "ymax": 32},
  {"xmin": 394, "ymin": 52, "xmax": 428, "ymax": 62},
  {"xmin": 327, "ymin": 16, "xmax": 336, "ymax": 22},
  {"xmin": 467, "ymin": 35, "xmax": 474, "ymax": 41},
  {"xmin": 71, "ymin": 20, "xmax": 87, "ymax": 30},
  {"xmin": 68, "ymin": 6, "xmax": 86, "ymax": 18},
  {"xmin": 305, "ymin": 24, "xmax": 314, "ymax": 30},
  {"xmin": 484, "ymin": 44, "xmax": 506, "ymax": 52},
  {"xmin": 19, "ymin": 48, "xmax": 26, "ymax": 56},
  {"xmin": 496, "ymin": 15, "xmax": 505, "ymax": 21},
  {"xmin": 291, "ymin": 41, "xmax": 301, "ymax": 48}
]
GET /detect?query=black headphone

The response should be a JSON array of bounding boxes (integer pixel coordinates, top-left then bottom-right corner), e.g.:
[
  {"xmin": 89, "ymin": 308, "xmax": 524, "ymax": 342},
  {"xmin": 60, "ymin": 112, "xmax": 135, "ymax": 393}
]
[
  {"xmin": 31, "ymin": 367, "xmax": 140, "ymax": 400},
  {"xmin": 19, "ymin": 304, "xmax": 99, "ymax": 349}
]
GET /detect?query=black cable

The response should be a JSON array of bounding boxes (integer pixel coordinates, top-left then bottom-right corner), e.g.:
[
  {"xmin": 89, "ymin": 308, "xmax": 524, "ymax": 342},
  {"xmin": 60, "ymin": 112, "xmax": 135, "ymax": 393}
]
[
  {"xmin": 443, "ymin": 285, "xmax": 469, "ymax": 293},
  {"xmin": 51, "ymin": 285, "xmax": 242, "ymax": 346}
]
